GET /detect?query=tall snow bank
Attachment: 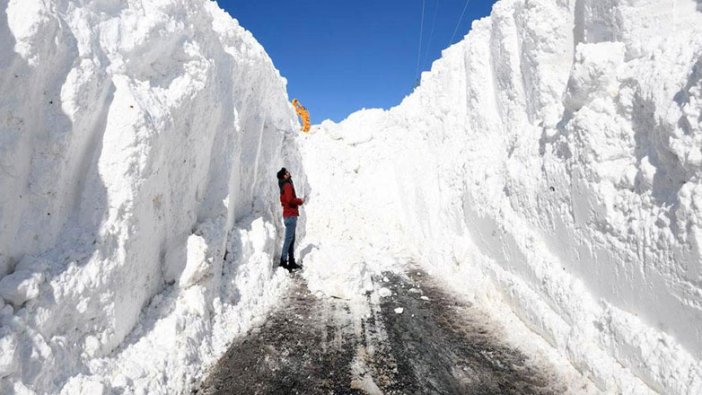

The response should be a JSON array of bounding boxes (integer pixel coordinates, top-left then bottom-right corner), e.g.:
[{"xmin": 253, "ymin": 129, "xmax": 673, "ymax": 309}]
[
  {"xmin": 301, "ymin": 0, "xmax": 702, "ymax": 392},
  {"xmin": 0, "ymin": 0, "xmax": 304, "ymax": 393}
]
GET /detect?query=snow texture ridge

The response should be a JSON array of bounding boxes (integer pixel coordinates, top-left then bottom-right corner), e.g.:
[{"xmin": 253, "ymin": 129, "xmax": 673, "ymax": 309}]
[
  {"xmin": 300, "ymin": 0, "xmax": 702, "ymax": 393},
  {"xmin": 0, "ymin": 0, "xmax": 304, "ymax": 393}
]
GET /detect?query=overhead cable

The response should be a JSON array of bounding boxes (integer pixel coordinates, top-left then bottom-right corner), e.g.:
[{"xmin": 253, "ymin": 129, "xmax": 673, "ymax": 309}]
[
  {"xmin": 415, "ymin": 0, "xmax": 426, "ymax": 78},
  {"xmin": 449, "ymin": 0, "xmax": 471, "ymax": 45}
]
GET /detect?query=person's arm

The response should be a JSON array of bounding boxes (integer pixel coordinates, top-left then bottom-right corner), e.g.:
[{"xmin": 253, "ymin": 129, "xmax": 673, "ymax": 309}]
[{"xmin": 283, "ymin": 184, "xmax": 304, "ymax": 206}]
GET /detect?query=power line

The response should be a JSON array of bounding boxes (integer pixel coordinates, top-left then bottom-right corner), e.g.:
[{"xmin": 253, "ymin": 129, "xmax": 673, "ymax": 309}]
[
  {"xmin": 421, "ymin": 0, "xmax": 440, "ymax": 72},
  {"xmin": 449, "ymin": 0, "xmax": 471, "ymax": 45},
  {"xmin": 415, "ymin": 0, "xmax": 426, "ymax": 78}
]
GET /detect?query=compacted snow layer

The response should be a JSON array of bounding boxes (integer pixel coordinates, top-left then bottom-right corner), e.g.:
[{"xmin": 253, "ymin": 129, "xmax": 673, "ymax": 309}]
[
  {"xmin": 299, "ymin": 0, "xmax": 702, "ymax": 393},
  {"xmin": 0, "ymin": 0, "xmax": 304, "ymax": 393}
]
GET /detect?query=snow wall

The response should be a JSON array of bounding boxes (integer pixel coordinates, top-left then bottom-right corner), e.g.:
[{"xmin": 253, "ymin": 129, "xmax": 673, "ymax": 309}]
[
  {"xmin": 0, "ymin": 0, "xmax": 305, "ymax": 393},
  {"xmin": 300, "ymin": 0, "xmax": 702, "ymax": 393}
]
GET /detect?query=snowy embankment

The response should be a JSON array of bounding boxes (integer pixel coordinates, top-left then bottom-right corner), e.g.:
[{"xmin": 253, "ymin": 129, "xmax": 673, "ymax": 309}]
[
  {"xmin": 300, "ymin": 0, "xmax": 702, "ymax": 393},
  {"xmin": 0, "ymin": 1, "xmax": 304, "ymax": 393}
]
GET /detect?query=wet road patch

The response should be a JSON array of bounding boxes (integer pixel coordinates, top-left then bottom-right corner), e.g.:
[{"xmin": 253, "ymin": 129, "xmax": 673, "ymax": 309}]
[
  {"xmin": 373, "ymin": 271, "xmax": 559, "ymax": 394},
  {"xmin": 196, "ymin": 269, "xmax": 564, "ymax": 394}
]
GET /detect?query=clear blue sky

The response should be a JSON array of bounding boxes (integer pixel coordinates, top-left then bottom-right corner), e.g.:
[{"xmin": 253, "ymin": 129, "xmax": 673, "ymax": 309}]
[{"xmin": 217, "ymin": 0, "xmax": 498, "ymax": 123}]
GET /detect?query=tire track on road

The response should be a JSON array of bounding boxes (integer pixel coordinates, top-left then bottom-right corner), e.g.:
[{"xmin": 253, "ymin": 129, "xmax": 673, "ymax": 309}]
[{"xmin": 196, "ymin": 269, "xmax": 564, "ymax": 394}]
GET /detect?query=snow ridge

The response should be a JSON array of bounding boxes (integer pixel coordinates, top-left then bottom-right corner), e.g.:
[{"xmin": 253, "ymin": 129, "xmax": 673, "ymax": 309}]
[
  {"xmin": 301, "ymin": 0, "xmax": 702, "ymax": 393},
  {"xmin": 0, "ymin": 1, "xmax": 302, "ymax": 393}
]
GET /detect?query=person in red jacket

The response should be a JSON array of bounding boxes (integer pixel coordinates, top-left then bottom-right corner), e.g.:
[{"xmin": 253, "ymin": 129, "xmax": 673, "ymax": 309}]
[{"xmin": 277, "ymin": 167, "xmax": 304, "ymax": 271}]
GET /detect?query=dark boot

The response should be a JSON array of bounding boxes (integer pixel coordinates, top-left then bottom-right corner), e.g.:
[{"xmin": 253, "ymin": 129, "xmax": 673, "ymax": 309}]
[
  {"xmin": 288, "ymin": 258, "xmax": 301, "ymax": 271},
  {"xmin": 279, "ymin": 258, "xmax": 288, "ymax": 270}
]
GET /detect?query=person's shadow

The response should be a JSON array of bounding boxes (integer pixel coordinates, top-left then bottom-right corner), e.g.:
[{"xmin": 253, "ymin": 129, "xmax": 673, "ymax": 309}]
[{"xmin": 298, "ymin": 243, "xmax": 319, "ymax": 264}]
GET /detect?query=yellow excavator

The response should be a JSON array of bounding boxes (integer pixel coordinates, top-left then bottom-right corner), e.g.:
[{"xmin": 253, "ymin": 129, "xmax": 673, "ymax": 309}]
[{"xmin": 292, "ymin": 98, "xmax": 310, "ymax": 133}]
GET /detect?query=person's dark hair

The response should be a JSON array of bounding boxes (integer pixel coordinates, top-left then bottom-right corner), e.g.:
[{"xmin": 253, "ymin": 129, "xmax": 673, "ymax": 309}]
[{"xmin": 277, "ymin": 167, "xmax": 291, "ymax": 195}]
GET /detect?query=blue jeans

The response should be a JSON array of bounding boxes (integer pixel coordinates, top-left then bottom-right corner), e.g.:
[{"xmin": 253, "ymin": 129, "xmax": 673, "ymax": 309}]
[{"xmin": 281, "ymin": 216, "xmax": 297, "ymax": 263}]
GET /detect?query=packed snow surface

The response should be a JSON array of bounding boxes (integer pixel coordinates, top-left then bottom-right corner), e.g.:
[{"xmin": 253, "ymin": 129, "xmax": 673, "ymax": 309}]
[
  {"xmin": 300, "ymin": 0, "xmax": 702, "ymax": 393},
  {"xmin": 3, "ymin": 0, "xmax": 702, "ymax": 394},
  {"xmin": 1, "ymin": 0, "xmax": 305, "ymax": 393}
]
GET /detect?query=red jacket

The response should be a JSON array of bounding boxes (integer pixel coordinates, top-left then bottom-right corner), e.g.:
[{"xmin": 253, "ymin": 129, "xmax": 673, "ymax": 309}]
[{"xmin": 280, "ymin": 182, "xmax": 303, "ymax": 217}]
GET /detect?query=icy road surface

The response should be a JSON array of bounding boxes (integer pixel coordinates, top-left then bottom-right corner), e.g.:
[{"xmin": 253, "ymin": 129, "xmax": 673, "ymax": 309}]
[{"xmin": 196, "ymin": 269, "xmax": 569, "ymax": 394}]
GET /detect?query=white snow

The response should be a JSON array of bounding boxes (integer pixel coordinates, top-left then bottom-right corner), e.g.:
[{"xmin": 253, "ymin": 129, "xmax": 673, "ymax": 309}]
[
  {"xmin": 2, "ymin": 0, "xmax": 702, "ymax": 394},
  {"xmin": 298, "ymin": 0, "xmax": 702, "ymax": 393},
  {"xmin": 1, "ymin": 0, "xmax": 304, "ymax": 393},
  {"xmin": 378, "ymin": 287, "xmax": 392, "ymax": 298}
]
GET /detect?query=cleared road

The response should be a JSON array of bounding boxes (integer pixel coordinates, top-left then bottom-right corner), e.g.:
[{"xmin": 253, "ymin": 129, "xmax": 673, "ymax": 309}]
[{"xmin": 196, "ymin": 269, "xmax": 564, "ymax": 394}]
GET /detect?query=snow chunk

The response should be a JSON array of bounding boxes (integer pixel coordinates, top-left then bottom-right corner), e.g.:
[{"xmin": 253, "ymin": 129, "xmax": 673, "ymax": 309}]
[
  {"xmin": 60, "ymin": 376, "xmax": 109, "ymax": 395},
  {"xmin": 0, "ymin": 270, "xmax": 45, "ymax": 308},
  {"xmin": 179, "ymin": 234, "xmax": 212, "ymax": 288},
  {"xmin": 0, "ymin": 334, "xmax": 18, "ymax": 378},
  {"xmin": 378, "ymin": 287, "xmax": 392, "ymax": 298}
]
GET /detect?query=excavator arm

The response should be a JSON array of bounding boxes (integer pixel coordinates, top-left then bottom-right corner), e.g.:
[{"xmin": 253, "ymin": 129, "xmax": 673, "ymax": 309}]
[{"xmin": 292, "ymin": 98, "xmax": 311, "ymax": 133}]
